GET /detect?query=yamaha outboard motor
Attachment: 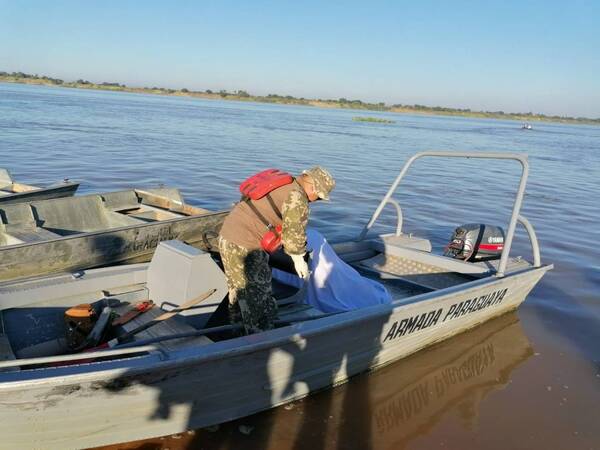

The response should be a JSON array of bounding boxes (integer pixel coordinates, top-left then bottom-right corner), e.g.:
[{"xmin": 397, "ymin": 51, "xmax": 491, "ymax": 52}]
[{"xmin": 444, "ymin": 223, "xmax": 505, "ymax": 262}]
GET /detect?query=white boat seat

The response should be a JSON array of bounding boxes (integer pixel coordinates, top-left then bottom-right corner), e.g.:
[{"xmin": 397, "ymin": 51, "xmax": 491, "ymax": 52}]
[{"xmin": 147, "ymin": 240, "xmax": 227, "ymax": 316}]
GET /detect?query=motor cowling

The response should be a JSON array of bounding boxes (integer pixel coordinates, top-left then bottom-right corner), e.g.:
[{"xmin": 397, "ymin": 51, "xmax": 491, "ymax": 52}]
[{"xmin": 444, "ymin": 223, "xmax": 505, "ymax": 261}]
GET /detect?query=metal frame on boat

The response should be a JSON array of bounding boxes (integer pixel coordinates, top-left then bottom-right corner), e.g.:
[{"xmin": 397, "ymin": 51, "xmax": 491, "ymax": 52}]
[
  {"xmin": 358, "ymin": 151, "xmax": 541, "ymax": 275},
  {"xmin": 0, "ymin": 168, "xmax": 79, "ymax": 205},
  {"xmin": 0, "ymin": 152, "xmax": 552, "ymax": 449}
]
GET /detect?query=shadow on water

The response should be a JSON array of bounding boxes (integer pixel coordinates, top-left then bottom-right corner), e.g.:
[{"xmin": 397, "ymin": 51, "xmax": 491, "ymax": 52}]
[{"xmin": 92, "ymin": 310, "xmax": 533, "ymax": 450}]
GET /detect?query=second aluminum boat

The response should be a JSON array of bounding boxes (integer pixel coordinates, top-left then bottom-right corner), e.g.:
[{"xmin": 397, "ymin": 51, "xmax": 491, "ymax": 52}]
[{"xmin": 0, "ymin": 187, "xmax": 227, "ymax": 281}]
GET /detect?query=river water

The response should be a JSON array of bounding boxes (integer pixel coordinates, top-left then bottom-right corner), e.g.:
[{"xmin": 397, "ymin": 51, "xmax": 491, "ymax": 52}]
[{"xmin": 1, "ymin": 83, "xmax": 599, "ymax": 449}]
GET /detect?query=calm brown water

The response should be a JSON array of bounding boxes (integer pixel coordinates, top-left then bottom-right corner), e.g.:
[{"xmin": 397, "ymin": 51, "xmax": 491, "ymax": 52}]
[
  {"xmin": 1, "ymin": 83, "xmax": 599, "ymax": 450},
  {"xmin": 96, "ymin": 308, "xmax": 598, "ymax": 450}
]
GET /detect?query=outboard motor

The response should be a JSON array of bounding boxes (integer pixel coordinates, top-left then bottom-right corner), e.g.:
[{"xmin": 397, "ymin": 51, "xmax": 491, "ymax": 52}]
[{"xmin": 444, "ymin": 223, "xmax": 505, "ymax": 262}]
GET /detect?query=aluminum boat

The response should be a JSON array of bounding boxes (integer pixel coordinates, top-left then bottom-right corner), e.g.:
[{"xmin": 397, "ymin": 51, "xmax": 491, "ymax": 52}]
[
  {"xmin": 0, "ymin": 152, "xmax": 552, "ymax": 449},
  {"xmin": 0, "ymin": 187, "xmax": 227, "ymax": 281}
]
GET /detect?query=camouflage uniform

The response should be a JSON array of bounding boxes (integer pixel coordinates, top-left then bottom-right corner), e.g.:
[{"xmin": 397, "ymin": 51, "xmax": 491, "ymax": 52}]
[
  {"xmin": 281, "ymin": 165, "xmax": 335, "ymax": 254},
  {"xmin": 280, "ymin": 189, "xmax": 310, "ymax": 255},
  {"xmin": 218, "ymin": 236, "xmax": 278, "ymax": 333},
  {"xmin": 218, "ymin": 166, "xmax": 335, "ymax": 333}
]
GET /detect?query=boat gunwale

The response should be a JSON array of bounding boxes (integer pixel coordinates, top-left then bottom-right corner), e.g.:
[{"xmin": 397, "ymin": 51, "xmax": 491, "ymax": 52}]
[
  {"xmin": 0, "ymin": 262, "xmax": 552, "ymax": 389},
  {"xmin": 0, "ymin": 208, "xmax": 229, "ymax": 251},
  {"xmin": 0, "ymin": 181, "xmax": 80, "ymax": 203}
]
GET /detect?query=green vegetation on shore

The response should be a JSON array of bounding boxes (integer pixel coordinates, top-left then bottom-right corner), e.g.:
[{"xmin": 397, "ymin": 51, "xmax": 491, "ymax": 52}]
[
  {"xmin": 2, "ymin": 71, "xmax": 598, "ymax": 126},
  {"xmin": 353, "ymin": 116, "xmax": 395, "ymax": 124}
]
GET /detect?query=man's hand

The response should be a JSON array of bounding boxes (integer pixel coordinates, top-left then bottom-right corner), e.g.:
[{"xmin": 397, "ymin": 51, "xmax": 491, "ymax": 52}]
[{"xmin": 290, "ymin": 253, "xmax": 309, "ymax": 279}]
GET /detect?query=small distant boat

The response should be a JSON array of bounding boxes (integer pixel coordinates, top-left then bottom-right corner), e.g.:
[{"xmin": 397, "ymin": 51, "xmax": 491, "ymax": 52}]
[
  {"xmin": 0, "ymin": 168, "xmax": 79, "ymax": 205},
  {"xmin": 521, "ymin": 123, "xmax": 532, "ymax": 130},
  {"xmin": 0, "ymin": 188, "xmax": 227, "ymax": 281}
]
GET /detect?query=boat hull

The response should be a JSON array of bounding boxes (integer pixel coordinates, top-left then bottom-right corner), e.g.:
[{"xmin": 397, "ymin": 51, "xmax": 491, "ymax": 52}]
[
  {"xmin": 0, "ymin": 211, "xmax": 227, "ymax": 281},
  {"xmin": 0, "ymin": 264, "xmax": 550, "ymax": 449},
  {"xmin": 0, "ymin": 182, "xmax": 79, "ymax": 205}
]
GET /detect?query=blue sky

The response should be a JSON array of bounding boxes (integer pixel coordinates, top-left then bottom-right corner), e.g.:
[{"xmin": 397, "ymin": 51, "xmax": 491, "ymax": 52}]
[{"xmin": 1, "ymin": 0, "xmax": 599, "ymax": 117}]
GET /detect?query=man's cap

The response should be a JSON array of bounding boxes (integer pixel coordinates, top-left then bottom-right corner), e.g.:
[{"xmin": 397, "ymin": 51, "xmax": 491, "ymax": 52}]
[{"xmin": 303, "ymin": 166, "xmax": 335, "ymax": 200}]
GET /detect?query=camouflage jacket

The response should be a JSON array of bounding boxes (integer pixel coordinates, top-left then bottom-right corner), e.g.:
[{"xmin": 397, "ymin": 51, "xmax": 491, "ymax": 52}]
[{"xmin": 219, "ymin": 180, "xmax": 309, "ymax": 255}]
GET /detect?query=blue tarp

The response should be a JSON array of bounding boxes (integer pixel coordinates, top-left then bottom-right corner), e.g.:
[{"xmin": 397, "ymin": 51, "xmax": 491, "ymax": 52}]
[{"xmin": 272, "ymin": 228, "xmax": 391, "ymax": 313}]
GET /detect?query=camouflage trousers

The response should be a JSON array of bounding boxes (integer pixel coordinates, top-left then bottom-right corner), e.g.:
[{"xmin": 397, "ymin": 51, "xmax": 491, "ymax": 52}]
[{"xmin": 218, "ymin": 236, "xmax": 278, "ymax": 333}]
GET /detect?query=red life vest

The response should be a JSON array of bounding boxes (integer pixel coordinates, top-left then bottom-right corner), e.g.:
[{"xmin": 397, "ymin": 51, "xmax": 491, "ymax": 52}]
[
  {"xmin": 238, "ymin": 169, "xmax": 294, "ymax": 253},
  {"xmin": 239, "ymin": 169, "xmax": 293, "ymax": 200}
]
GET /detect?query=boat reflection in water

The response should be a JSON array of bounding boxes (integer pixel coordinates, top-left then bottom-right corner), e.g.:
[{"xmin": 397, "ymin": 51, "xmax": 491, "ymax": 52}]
[
  {"xmin": 104, "ymin": 311, "xmax": 532, "ymax": 450},
  {"xmin": 368, "ymin": 311, "xmax": 532, "ymax": 448}
]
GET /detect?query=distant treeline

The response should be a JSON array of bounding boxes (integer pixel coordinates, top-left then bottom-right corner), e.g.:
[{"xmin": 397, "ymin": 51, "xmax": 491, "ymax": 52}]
[{"xmin": 2, "ymin": 71, "xmax": 598, "ymax": 125}]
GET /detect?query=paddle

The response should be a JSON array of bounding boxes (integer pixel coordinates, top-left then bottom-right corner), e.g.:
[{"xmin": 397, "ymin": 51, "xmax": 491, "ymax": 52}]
[
  {"xmin": 76, "ymin": 306, "xmax": 113, "ymax": 350},
  {"xmin": 91, "ymin": 288, "xmax": 217, "ymax": 350},
  {"xmin": 16, "ymin": 289, "xmax": 217, "ymax": 359},
  {"xmin": 111, "ymin": 300, "xmax": 154, "ymax": 326}
]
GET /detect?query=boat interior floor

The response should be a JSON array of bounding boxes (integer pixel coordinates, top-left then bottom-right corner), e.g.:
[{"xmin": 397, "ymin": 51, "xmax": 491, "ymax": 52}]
[
  {"xmin": 0, "ymin": 274, "xmax": 319, "ymax": 366},
  {"xmin": 355, "ymin": 253, "xmax": 477, "ymax": 292},
  {"xmin": 344, "ymin": 235, "xmax": 532, "ymax": 298},
  {"xmin": 112, "ymin": 303, "xmax": 213, "ymax": 352},
  {"xmin": 0, "ymin": 235, "xmax": 533, "ymax": 368},
  {"xmin": 0, "ymin": 189, "xmax": 211, "ymax": 247}
]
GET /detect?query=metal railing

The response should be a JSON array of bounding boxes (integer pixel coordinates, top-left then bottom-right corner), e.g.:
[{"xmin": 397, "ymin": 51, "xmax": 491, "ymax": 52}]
[
  {"xmin": 357, "ymin": 151, "xmax": 542, "ymax": 277},
  {"xmin": 0, "ymin": 345, "xmax": 165, "ymax": 370}
]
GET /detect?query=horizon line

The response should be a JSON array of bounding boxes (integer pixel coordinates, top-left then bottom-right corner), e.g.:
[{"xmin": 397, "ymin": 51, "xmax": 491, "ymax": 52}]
[{"xmin": 2, "ymin": 69, "xmax": 598, "ymax": 123}]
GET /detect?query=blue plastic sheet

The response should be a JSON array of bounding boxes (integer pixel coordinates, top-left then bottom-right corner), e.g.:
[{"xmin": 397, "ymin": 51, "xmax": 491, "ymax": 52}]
[{"xmin": 272, "ymin": 229, "xmax": 391, "ymax": 313}]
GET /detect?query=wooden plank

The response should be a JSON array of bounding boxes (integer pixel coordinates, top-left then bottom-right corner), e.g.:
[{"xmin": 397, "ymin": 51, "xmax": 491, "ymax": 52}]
[
  {"xmin": 135, "ymin": 189, "xmax": 210, "ymax": 216},
  {"xmin": 11, "ymin": 183, "xmax": 39, "ymax": 193}
]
